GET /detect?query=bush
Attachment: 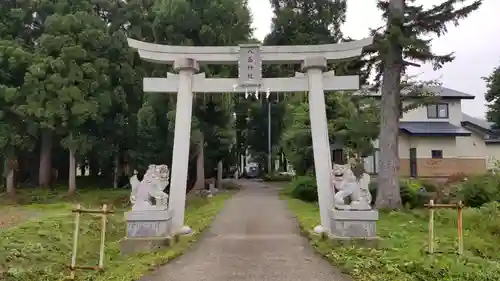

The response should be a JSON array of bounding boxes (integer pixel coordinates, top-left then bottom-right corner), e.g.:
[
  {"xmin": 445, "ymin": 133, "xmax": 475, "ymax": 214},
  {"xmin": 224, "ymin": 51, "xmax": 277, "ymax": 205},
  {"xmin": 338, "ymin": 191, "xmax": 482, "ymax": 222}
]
[
  {"xmin": 445, "ymin": 172, "xmax": 468, "ymax": 185},
  {"xmin": 369, "ymin": 178, "xmax": 432, "ymax": 208},
  {"xmin": 289, "ymin": 176, "xmax": 318, "ymax": 202},
  {"xmin": 401, "ymin": 179, "xmax": 432, "ymax": 208},
  {"xmin": 262, "ymin": 173, "xmax": 293, "ymax": 182},
  {"xmin": 458, "ymin": 173, "xmax": 500, "ymax": 207},
  {"xmin": 290, "ymin": 176, "xmax": 435, "ymax": 208}
]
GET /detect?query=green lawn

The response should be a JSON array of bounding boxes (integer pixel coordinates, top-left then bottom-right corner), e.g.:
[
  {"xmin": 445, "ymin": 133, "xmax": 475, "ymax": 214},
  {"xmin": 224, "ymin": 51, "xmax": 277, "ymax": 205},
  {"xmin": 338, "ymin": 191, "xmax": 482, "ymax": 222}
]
[
  {"xmin": 0, "ymin": 187, "xmax": 234, "ymax": 281},
  {"xmin": 284, "ymin": 195, "xmax": 500, "ymax": 281}
]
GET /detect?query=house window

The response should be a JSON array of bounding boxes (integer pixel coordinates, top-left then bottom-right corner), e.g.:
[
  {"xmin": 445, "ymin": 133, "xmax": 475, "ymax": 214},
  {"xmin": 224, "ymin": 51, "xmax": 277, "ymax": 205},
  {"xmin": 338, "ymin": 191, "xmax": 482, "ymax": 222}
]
[
  {"xmin": 427, "ymin": 103, "xmax": 448, "ymax": 119},
  {"xmin": 431, "ymin": 150, "xmax": 443, "ymax": 159}
]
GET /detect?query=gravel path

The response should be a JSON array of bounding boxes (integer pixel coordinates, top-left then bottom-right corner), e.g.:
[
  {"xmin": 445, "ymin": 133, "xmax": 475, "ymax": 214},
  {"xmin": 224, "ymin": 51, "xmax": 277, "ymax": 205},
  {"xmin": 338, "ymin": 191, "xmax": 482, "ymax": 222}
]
[
  {"xmin": 138, "ymin": 179, "xmax": 351, "ymax": 281},
  {"xmin": 0, "ymin": 208, "xmax": 41, "ymax": 230}
]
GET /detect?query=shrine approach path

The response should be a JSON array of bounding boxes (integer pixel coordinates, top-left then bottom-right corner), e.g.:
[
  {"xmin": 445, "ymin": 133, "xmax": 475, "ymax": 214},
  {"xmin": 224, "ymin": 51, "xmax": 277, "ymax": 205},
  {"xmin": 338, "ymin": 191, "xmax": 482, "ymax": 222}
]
[{"xmin": 138, "ymin": 179, "xmax": 351, "ymax": 281}]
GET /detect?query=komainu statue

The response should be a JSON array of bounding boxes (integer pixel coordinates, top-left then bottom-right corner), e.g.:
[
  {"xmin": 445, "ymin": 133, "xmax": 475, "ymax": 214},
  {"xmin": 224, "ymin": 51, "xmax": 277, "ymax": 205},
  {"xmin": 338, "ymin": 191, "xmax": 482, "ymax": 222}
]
[
  {"xmin": 331, "ymin": 161, "xmax": 372, "ymax": 210},
  {"xmin": 129, "ymin": 164, "xmax": 170, "ymax": 211}
]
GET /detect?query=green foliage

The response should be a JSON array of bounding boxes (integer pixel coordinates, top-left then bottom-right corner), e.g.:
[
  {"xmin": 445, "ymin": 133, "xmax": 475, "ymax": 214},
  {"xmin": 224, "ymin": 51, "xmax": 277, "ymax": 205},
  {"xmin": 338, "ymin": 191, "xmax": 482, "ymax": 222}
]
[
  {"xmin": 281, "ymin": 93, "xmax": 379, "ymax": 176},
  {"xmin": 289, "ymin": 176, "xmax": 318, "ymax": 202},
  {"xmin": 0, "ymin": 40, "xmax": 37, "ymax": 156},
  {"xmin": 369, "ymin": 178, "xmax": 435, "ymax": 208},
  {"xmin": 267, "ymin": 0, "xmax": 346, "ymax": 45},
  {"xmin": 0, "ymin": 187, "xmax": 234, "ymax": 281},
  {"xmin": 485, "ymin": 62, "xmax": 500, "ymax": 127},
  {"xmin": 284, "ymin": 195, "xmax": 500, "ymax": 281},
  {"xmin": 245, "ymin": 99, "xmax": 286, "ymax": 173},
  {"xmin": 369, "ymin": 0, "xmax": 483, "ymax": 86},
  {"xmin": 281, "ymin": 100, "xmax": 314, "ymax": 175},
  {"xmin": 0, "ymin": 0, "xmax": 253, "ymax": 190},
  {"xmin": 458, "ymin": 173, "xmax": 500, "ymax": 207}
]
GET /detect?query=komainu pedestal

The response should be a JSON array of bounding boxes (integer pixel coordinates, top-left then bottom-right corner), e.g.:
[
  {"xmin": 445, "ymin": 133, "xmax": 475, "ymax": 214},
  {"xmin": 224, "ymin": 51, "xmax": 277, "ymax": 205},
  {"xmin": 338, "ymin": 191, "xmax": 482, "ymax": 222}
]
[
  {"xmin": 120, "ymin": 164, "xmax": 176, "ymax": 255},
  {"xmin": 329, "ymin": 209, "xmax": 379, "ymax": 247},
  {"xmin": 120, "ymin": 209, "xmax": 175, "ymax": 255}
]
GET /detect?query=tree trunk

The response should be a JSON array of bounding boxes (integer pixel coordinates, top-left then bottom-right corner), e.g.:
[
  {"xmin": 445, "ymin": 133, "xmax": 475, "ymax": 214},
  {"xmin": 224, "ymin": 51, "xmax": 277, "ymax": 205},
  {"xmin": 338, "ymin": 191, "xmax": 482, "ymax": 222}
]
[
  {"xmin": 68, "ymin": 149, "xmax": 76, "ymax": 196},
  {"xmin": 4, "ymin": 157, "xmax": 16, "ymax": 198},
  {"xmin": 113, "ymin": 154, "xmax": 120, "ymax": 189},
  {"xmin": 193, "ymin": 136, "xmax": 205, "ymax": 191},
  {"xmin": 216, "ymin": 160, "xmax": 223, "ymax": 190},
  {"xmin": 376, "ymin": 0, "xmax": 404, "ymax": 210},
  {"xmin": 38, "ymin": 128, "xmax": 52, "ymax": 187}
]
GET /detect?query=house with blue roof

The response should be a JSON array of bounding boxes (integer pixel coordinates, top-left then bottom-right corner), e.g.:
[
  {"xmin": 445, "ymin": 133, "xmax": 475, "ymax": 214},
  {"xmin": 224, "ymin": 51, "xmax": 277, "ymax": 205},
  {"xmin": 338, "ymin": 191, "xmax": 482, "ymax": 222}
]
[{"xmin": 363, "ymin": 86, "xmax": 498, "ymax": 179}]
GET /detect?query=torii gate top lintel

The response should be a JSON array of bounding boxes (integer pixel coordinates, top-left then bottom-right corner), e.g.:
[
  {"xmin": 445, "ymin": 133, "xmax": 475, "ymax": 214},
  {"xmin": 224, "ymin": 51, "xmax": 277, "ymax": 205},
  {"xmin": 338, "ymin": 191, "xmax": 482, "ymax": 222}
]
[{"xmin": 127, "ymin": 37, "xmax": 373, "ymax": 65}]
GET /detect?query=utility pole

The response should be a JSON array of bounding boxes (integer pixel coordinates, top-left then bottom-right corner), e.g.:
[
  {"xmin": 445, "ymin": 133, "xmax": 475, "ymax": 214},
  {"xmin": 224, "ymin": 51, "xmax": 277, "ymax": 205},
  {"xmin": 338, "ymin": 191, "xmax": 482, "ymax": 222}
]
[{"xmin": 267, "ymin": 99, "xmax": 272, "ymax": 174}]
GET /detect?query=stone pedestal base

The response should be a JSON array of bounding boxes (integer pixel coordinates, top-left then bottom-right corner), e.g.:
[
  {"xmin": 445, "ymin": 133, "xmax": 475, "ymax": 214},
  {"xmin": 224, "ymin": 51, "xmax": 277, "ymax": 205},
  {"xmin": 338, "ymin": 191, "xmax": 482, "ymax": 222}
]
[
  {"xmin": 125, "ymin": 209, "xmax": 173, "ymax": 237},
  {"xmin": 329, "ymin": 209, "xmax": 379, "ymax": 248},
  {"xmin": 120, "ymin": 209, "xmax": 174, "ymax": 255}
]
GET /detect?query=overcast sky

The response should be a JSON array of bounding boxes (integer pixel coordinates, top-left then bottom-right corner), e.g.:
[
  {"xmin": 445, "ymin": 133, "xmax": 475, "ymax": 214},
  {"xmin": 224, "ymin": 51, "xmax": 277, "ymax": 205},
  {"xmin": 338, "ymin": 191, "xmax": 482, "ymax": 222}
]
[{"xmin": 248, "ymin": 0, "xmax": 500, "ymax": 118}]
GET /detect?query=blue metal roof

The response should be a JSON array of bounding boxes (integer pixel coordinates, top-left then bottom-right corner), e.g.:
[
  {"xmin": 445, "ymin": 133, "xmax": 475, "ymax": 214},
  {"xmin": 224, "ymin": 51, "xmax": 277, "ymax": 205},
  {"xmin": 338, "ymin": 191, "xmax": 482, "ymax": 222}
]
[
  {"xmin": 400, "ymin": 122, "xmax": 471, "ymax": 136},
  {"xmin": 358, "ymin": 86, "xmax": 475, "ymax": 100}
]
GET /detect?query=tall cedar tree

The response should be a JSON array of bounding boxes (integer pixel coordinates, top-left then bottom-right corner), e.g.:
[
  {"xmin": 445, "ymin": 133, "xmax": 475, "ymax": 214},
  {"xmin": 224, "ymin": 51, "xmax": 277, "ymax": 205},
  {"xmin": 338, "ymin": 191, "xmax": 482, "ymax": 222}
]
[
  {"xmin": 485, "ymin": 64, "xmax": 500, "ymax": 127},
  {"xmin": 373, "ymin": 0, "xmax": 482, "ymax": 209}
]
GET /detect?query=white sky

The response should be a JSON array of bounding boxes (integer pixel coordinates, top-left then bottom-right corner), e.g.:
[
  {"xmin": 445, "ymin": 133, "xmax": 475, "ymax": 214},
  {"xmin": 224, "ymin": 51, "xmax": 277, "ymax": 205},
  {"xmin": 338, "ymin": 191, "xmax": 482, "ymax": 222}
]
[{"xmin": 248, "ymin": 0, "xmax": 500, "ymax": 118}]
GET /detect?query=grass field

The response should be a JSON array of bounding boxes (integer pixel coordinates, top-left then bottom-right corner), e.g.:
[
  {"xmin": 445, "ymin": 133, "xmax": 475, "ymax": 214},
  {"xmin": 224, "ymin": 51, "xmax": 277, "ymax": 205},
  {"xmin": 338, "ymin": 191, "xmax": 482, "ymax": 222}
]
[
  {"xmin": 283, "ymin": 195, "xmax": 500, "ymax": 281},
  {"xmin": 0, "ymin": 187, "xmax": 234, "ymax": 281}
]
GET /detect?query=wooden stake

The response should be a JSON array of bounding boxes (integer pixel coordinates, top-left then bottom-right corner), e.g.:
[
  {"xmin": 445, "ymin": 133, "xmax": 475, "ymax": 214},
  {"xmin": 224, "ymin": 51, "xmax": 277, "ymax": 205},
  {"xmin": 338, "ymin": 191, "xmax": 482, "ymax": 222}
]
[
  {"xmin": 68, "ymin": 204, "xmax": 113, "ymax": 279},
  {"xmin": 98, "ymin": 204, "xmax": 108, "ymax": 269},
  {"xmin": 70, "ymin": 204, "xmax": 81, "ymax": 280},
  {"xmin": 428, "ymin": 200, "xmax": 434, "ymax": 254},
  {"xmin": 457, "ymin": 201, "xmax": 463, "ymax": 255}
]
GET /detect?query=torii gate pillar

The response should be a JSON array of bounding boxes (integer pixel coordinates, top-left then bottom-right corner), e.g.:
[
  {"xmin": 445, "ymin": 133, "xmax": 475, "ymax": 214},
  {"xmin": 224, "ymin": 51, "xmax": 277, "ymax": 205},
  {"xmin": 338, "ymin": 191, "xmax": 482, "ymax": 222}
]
[
  {"xmin": 302, "ymin": 57, "xmax": 333, "ymax": 234},
  {"xmin": 169, "ymin": 58, "xmax": 199, "ymax": 234}
]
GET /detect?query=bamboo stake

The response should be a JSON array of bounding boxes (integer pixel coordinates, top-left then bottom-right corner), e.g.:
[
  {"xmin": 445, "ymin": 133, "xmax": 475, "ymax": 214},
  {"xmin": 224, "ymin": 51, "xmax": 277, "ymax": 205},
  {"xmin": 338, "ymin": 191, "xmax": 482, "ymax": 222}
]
[
  {"xmin": 98, "ymin": 204, "xmax": 108, "ymax": 269},
  {"xmin": 428, "ymin": 200, "xmax": 435, "ymax": 254},
  {"xmin": 70, "ymin": 204, "xmax": 81, "ymax": 280},
  {"xmin": 457, "ymin": 201, "xmax": 463, "ymax": 255}
]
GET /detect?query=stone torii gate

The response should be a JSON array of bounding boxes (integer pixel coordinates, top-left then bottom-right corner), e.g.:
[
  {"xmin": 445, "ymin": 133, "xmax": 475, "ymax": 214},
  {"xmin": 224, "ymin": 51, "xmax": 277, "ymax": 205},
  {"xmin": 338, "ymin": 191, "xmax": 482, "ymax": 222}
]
[{"xmin": 128, "ymin": 37, "xmax": 373, "ymax": 235}]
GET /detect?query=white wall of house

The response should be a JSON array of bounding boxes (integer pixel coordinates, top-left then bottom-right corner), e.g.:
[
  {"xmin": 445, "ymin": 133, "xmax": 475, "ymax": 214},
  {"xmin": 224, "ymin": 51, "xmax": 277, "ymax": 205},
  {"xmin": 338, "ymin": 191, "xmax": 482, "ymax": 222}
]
[
  {"xmin": 361, "ymin": 97, "xmax": 496, "ymax": 174},
  {"xmin": 408, "ymin": 136, "xmax": 457, "ymax": 158},
  {"xmin": 399, "ymin": 135, "xmax": 410, "ymax": 158},
  {"xmin": 456, "ymin": 132, "xmax": 488, "ymax": 159},
  {"xmin": 400, "ymin": 100, "xmax": 462, "ymax": 125},
  {"xmin": 485, "ymin": 144, "xmax": 500, "ymax": 169},
  {"xmin": 364, "ymin": 135, "xmax": 410, "ymax": 174}
]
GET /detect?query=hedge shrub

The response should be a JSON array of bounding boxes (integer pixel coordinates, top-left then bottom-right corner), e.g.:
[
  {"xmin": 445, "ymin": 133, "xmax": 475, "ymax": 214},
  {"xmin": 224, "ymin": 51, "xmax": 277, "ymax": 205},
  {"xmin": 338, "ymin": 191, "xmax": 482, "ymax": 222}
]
[
  {"xmin": 289, "ymin": 176, "xmax": 438, "ymax": 208},
  {"xmin": 458, "ymin": 173, "xmax": 500, "ymax": 207},
  {"xmin": 289, "ymin": 176, "xmax": 318, "ymax": 202},
  {"xmin": 369, "ymin": 178, "xmax": 435, "ymax": 208}
]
